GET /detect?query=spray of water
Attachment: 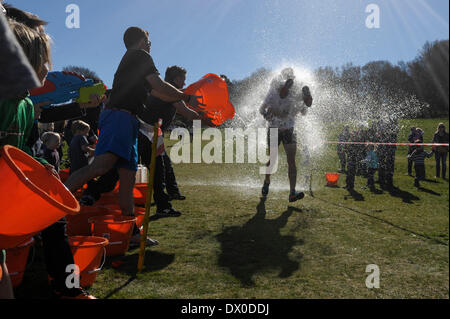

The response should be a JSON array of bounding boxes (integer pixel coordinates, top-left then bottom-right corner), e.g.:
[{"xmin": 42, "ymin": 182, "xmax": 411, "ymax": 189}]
[{"xmin": 223, "ymin": 62, "xmax": 430, "ymax": 192}]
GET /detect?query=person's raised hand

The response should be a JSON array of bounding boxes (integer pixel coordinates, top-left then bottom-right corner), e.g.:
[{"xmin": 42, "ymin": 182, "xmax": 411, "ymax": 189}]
[{"xmin": 302, "ymin": 86, "xmax": 313, "ymax": 107}]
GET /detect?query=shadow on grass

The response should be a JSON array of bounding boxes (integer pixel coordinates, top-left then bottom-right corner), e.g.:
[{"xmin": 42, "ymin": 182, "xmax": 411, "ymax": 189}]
[
  {"xmin": 347, "ymin": 189, "xmax": 365, "ymax": 201},
  {"xmin": 216, "ymin": 198, "xmax": 304, "ymax": 287},
  {"xmin": 101, "ymin": 251, "xmax": 175, "ymax": 299},
  {"xmin": 103, "ymin": 250, "xmax": 175, "ymax": 276},
  {"xmin": 387, "ymin": 186, "xmax": 420, "ymax": 204},
  {"xmin": 314, "ymin": 197, "xmax": 448, "ymax": 246},
  {"xmin": 418, "ymin": 187, "xmax": 441, "ymax": 196}
]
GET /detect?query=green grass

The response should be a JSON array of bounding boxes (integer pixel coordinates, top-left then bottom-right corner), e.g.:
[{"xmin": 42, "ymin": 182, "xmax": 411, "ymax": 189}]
[{"xmin": 15, "ymin": 118, "xmax": 448, "ymax": 299}]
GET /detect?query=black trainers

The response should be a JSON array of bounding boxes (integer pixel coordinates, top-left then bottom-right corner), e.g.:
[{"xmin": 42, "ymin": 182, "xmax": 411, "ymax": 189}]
[
  {"xmin": 289, "ymin": 191, "xmax": 305, "ymax": 203},
  {"xmin": 155, "ymin": 207, "xmax": 182, "ymax": 217},
  {"xmin": 261, "ymin": 181, "xmax": 270, "ymax": 197},
  {"xmin": 168, "ymin": 193, "xmax": 186, "ymax": 201},
  {"xmin": 129, "ymin": 235, "xmax": 159, "ymax": 248}
]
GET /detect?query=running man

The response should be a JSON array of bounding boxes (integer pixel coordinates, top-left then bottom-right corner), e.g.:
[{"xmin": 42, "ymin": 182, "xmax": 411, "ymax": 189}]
[{"xmin": 259, "ymin": 68, "xmax": 313, "ymax": 202}]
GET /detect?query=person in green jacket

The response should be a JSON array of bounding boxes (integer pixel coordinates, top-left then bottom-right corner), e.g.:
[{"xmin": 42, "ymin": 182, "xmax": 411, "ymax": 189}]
[{"xmin": 0, "ymin": 16, "xmax": 95, "ymax": 299}]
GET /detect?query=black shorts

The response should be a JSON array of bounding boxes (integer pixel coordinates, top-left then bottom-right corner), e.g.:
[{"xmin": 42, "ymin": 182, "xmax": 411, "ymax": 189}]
[{"xmin": 267, "ymin": 127, "xmax": 297, "ymax": 146}]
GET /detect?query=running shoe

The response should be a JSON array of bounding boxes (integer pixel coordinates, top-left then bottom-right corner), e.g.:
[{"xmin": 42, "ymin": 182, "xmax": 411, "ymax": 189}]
[{"xmin": 289, "ymin": 191, "xmax": 305, "ymax": 202}]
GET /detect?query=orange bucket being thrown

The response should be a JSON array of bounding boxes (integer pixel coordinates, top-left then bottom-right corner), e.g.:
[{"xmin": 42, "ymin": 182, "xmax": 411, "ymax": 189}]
[
  {"xmin": 325, "ymin": 172, "xmax": 340, "ymax": 186},
  {"xmin": 0, "ymin": 146, "xmax": 80, "ymax": 249},
  {"xmin": 184, "ymin": 73, "xmax": 235, "ymax": 127},
  {"xmin": 69, "ymin": 236, "xmax": 109, "ymax": 288},
  {"xmin": 88, "ymin": 215, "xmax": 137, "ymax": 256}
]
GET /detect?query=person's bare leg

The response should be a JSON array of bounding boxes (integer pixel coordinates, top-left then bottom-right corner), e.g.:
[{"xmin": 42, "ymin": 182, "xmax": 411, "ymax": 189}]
[
  {"xmin": 117, "ymin": 167, "xmax": 136, "ymax": 217},
  {"xmin": 284, "ymin": 143, "xmax": 297, "ymax": 193},
  {"xmin": 64, "ymin": 153, "xmax": 118, "ymax": 192}
]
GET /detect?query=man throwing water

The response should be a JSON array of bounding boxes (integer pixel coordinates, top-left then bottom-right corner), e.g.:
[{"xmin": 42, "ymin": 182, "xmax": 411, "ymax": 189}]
[{"xmin": 259, "ymin": 67, "xmax": 313, "ymax": 202}]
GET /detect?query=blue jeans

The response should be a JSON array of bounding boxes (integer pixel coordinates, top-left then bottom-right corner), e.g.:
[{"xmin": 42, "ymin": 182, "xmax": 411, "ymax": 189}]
[{"xmin": 435, "ymin": 152, "xmax": 447, "ymax": 178}]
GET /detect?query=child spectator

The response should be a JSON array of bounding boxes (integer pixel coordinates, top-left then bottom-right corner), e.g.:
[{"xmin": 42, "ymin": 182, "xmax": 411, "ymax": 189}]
[
  {"xmin": 406, "ymin": 126, "xmax": 417, "ymax": 176},
  {"xmin": 68, "ymin": 120, "xmax": 95, "ymax": 175},
  {"xmin": 41, "ymin": 132, "xmax": 61, "ymax": 173},
  {"xmin": 408, "ymin": 140, "xmax": 434, "ymax": 188},
  {"xmin": 362, "ymin": 144, "xmax": 379, "ymax": 190},
  {"xmin": 32, "ymin": 122, "xmax": 54, "ymax": 157},
  {"xmin": 1, "ymin": 14, "xmax": 94, "ymax": 299},
  {"xmin": 431, "ymin": 123, "xmax": 449, "ymax": 179}
]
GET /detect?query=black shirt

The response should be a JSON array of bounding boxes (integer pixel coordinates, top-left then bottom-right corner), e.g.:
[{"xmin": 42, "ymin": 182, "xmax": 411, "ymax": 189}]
[
  {"xmin": 138, "ymin": 95, "xmax": 177, "ymax": 131},
  {"xmin": 107, "ymin": 49, "xmax": 159, "ymax": 115},
  {"xmin": 69, "ymin": 134, "xmax": 90, "ymax": 174},
  {"xmin": 42, "ymin": 145, "xmax": 60, "ymax": 173}
]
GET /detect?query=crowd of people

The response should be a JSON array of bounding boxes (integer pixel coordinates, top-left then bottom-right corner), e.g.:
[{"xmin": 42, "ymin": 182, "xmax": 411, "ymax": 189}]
[
  {"xmin": 337, "ymin": 122, "xmax": 449, "ymax": 191},
  {"xmin": 0, "ymin": 3, "xmax": 207, "ymax": 299}
]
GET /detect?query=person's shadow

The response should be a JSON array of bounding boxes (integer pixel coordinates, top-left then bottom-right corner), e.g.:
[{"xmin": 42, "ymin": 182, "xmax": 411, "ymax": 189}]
[
  {"xmin": 215, "ymin": 198, "xmax": 303, "ymax": 287},
  {"xmin": 417, "ymin": 187, "xmax": 441, "ymax": 196},
  {"xmin": 387, "ymin": 186, "xmax": 420, "ymax": 204},
  {"xmin": 347, "ymin": 189, "xmax": 365, "ymax": 201}
]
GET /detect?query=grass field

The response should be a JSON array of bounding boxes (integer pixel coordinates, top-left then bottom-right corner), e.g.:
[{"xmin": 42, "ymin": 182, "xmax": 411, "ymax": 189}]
[{"xmin": 15, "ymin": 118, "xmax": 449, "ymax": 299}]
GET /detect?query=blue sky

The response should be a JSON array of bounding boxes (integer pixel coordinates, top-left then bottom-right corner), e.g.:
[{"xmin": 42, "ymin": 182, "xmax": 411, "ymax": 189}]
[{"xmin": 9, "ymin": 0, "xmax": 449, "ymax": 88}]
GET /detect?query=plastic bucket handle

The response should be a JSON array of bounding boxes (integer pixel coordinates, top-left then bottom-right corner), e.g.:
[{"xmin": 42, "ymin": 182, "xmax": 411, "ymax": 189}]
[{"xmin": 87, "ymin": 246, "xmax": 107, "ymax": 274}]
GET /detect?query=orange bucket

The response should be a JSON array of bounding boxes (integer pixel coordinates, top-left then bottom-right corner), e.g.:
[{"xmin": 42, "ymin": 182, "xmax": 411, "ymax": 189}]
[
  {"xmin": 66, "ymin": 205, "xmax": 115, "ymax": 236},
  {"xmin": 58, "ymin": 168, "xmax": 70, "ymax": 183},
  {"xmin": 132, "ymin": 183, "xmax": 148, "ymax": 206},
  {"xmin": 0, "ymin": 146, "xmax": 80, "ymax": 249},
  {"xmin": 99, "ymin": 204, "xmax": 146, "ymax": 229},
  {"xmin": 88, "ymin": 215, "xmax": 137, "ymax": 256},
  {"xmin": 325, "ymin": 172, "xmax": 340, "ymax": 186},
  {"xmin": 69, "ymin": 236, "xmax": 108, "ymax": 288},
  {"xmin": 5, "ymin": 237, "xmax": 35, "ymax": 288},
  {"xmin": 184, "ymin": 73, "xmax": 235, "ymax": 127},
  {"xmin": 95, "ymin": 183, "xmax": 148, "ymax": 206}
]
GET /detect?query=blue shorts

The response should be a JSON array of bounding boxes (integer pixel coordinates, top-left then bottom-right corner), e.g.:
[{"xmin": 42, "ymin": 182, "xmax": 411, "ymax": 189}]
[{"xmin": 95, "ymin": 109, "xmax": 139, "ymax": 171}]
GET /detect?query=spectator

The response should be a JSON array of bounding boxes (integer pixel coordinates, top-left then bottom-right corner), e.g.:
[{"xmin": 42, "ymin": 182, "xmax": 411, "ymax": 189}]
[
  {"xmin": 406, "ymin": 126, "xmax": 417, "ymax": 176},
  {"xmin": 432, "ymin": 123, "xmax": 449, "ymax": 179},
  {"xmin": 408, "ymin": 140, "xmax": 434, "ymax": 188},
  {"xmin": 344, "ymin": 130, "xmax": 359, "ymax": 191},
  {"xmin": 375, "ymin": 118, "xmax": 398, "ymax": 190},
  {"xmin": 68, "ymin": 120, "xmax": 95, "ymax": 175},
  {"xmin": 337, "ymin": 125, "xmax": 349, "ymax": 173},
  {"xmin": 1, "ymin": 13, "xmax": 94, "ymax": 299},
  {"xmin": 41, "ymin": 132, "xmax": 61, "ymax": 173},
  {"xmin": 362, "ymin": 144, "xmax": 379, "ymax": 191}
]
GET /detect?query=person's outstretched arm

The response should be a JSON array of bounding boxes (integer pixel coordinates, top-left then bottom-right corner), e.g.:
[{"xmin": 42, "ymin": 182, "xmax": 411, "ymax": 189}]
[{"xmin": 146, "ymin": 74, "xmax": 203, "ymax": 108}]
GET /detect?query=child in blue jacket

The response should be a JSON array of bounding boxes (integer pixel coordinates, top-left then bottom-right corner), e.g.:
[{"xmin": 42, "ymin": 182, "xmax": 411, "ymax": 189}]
[{"xmin": 362, "ymin": 144, "xmax": 379, "ymax": 190}]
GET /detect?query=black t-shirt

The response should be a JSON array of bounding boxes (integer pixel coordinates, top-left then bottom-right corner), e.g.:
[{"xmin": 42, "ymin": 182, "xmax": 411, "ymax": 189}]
[
  {"xmin": 42, "ymin": 145, "xmax": 60, "ymax": 173},
  {"xmin": 68, "ymin": 134, "xmax": 90, "ymax": 174},
  {"xmin": 107, "ymin": 49, "xmax": 159, "ymax": 115},
  {"xmin": 138, "ymin": 95, "xmax": 177, "ymax": 131}
]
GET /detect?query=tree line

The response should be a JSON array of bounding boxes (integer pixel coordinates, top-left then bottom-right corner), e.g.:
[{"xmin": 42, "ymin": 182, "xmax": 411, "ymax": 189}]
[{"xmin": 227, "ymin": 40, "xmax": 449, "ymax": 120}]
